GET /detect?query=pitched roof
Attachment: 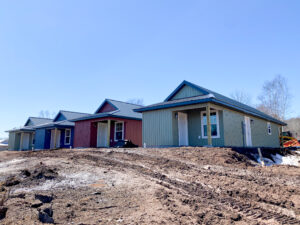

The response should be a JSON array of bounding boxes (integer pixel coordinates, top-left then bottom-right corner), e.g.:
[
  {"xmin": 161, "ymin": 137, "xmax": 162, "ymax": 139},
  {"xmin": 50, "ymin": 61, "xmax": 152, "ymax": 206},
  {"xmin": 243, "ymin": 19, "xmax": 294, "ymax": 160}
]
[
  {"xmin": 35, "ymin": 110, "xmax": 90, "ymax": 128},
  {"xmin": 24, "ymin": 117, "xmax": 53, "ymax": 126},
  {"xmin": 72, "ymin": 99, "xmax": 142, "ymax": 122},
  {"xmin": 53, "ymin": 110, "xmax": 91, "ymax": 122},
  {"xmin": 134, "ymin": 80, "xmax": 286, "ymax": 126}
]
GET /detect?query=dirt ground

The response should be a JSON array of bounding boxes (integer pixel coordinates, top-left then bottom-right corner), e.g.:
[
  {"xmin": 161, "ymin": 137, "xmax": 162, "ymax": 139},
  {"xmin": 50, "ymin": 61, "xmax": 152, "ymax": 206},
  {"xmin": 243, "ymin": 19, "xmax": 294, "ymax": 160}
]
[{"xmin": 0, "ymin": 147, "xmax": 299, "ymax": 225}]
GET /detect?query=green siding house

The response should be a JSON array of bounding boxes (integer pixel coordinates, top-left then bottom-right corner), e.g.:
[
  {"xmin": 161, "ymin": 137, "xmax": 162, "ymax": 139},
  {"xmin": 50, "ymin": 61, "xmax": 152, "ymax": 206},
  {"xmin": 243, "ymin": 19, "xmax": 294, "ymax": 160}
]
[{"xmin": 135, "ymin": 81, "xmax": 286, "ymax": 148}]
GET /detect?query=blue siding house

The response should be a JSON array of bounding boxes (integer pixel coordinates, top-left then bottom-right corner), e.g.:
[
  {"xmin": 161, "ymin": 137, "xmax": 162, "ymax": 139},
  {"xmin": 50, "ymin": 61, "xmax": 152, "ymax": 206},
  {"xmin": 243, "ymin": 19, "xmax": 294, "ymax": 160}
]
[{"xmin": 34, "ymin": 110, "xmax": 90, "ymax": 150}]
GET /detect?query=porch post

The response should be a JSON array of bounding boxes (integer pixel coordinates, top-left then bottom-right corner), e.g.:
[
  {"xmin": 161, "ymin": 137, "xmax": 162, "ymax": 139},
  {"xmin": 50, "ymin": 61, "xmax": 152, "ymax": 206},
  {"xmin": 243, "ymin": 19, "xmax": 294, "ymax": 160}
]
[
  {"xmin": 54, "ymin": 128, "xmax": 58, "ymax": 149},
  {"xmin": 206, "ymin": 104, "xmax": 212, "ymax": 146},
  {"xmin": 280, "ymin": 126, "xmax": 284, "ymax": 148},
  {"xmin": 20, "ymin": 132, "xmax": 24, "ymax": 151},
  {"xmin": 107, "ymin": 120, "xmax": 111, "ymax": 147}
]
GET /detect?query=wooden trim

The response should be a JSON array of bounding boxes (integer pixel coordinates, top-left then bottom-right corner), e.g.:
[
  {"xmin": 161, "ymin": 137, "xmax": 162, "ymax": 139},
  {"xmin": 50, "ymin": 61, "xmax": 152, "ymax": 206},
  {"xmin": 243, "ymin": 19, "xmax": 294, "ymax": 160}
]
[{"xmin": 206, "ymin": 105, "xmax": 212, "ymax": 146}]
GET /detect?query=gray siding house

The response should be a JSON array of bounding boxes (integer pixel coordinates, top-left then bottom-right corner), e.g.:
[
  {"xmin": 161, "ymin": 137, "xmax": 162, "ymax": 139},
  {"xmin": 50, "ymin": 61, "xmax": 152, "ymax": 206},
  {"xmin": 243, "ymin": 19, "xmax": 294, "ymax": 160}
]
[
  {"xmin": 135, "ymin": 81, "xmax": 286, "ymax": 148},
  {"xmin": 7, "ymin": 117, "xmax": 52, "ymax": 151}
]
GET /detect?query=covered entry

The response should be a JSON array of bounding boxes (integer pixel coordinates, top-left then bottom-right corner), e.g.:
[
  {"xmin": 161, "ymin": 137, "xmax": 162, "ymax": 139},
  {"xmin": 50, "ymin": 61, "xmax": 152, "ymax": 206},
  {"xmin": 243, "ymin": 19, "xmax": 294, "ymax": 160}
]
[
  {"xmin": 97, "ymin": 122, "xmax": 109, "ymax": 147},
  {"xmin": 50, "ymin": 129, "xmax": 61, "ymax": 149}
]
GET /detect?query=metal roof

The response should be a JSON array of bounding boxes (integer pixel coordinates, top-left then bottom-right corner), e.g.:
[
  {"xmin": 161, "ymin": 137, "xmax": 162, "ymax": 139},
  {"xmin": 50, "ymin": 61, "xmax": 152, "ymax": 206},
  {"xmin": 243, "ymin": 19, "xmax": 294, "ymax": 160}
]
[
  {"xmin": 24, "ymin": 117, "xmax": 53, "ymax": 126},
  {"xmin": 53, "ymin": 110, "xmax": 91, "ymax": 122},
  {"xmin": 134, "ymin": 80, "xmax": 286, "ymax": 126},
  {"xmin": 72, "ymin": 99, "xmax": 142, "ymax": 122}
]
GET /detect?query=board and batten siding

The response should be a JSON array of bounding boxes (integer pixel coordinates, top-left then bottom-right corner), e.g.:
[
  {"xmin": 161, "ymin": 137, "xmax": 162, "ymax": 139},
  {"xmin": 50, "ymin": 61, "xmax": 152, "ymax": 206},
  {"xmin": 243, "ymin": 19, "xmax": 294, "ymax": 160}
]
[
  {"xmin": 142, "ymin": 109, "xmax": 174, "ymax": 147},
  {"xmin": 8, "ymin": 132, "xmax": 17, "ymax": 150},
  {"xmin": 223, "ymin": 108, "xmax": 281, "ymax": 148},
  {"xmin": 187, "ymin": 109, "xmax": 225, "ymax": 146},
  {"xmin": 170, "ymin": 85, "xmax": 205, "ymax": 100}
]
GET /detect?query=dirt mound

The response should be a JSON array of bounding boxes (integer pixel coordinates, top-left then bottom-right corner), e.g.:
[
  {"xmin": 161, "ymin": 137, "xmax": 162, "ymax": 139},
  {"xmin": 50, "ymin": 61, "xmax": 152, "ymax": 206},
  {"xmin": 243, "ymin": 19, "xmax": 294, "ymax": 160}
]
[
  {"xmin": 2, "ymin": 162, "xmax": 59, "ymax": 189},
  {"xmin": 21, "ymin": 162, "xmax": 58, "ymax": 180}
]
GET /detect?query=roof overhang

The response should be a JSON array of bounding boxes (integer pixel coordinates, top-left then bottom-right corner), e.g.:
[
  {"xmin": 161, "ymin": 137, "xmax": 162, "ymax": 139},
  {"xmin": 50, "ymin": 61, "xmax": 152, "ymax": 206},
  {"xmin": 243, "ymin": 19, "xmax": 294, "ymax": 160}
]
[
  {"xmin": 134, "ymin": 97, "xmax": 286, "ymax": 126},
  {"xmin": 71, "ymin": 113, "xmax": 142, "ymax": 122}
]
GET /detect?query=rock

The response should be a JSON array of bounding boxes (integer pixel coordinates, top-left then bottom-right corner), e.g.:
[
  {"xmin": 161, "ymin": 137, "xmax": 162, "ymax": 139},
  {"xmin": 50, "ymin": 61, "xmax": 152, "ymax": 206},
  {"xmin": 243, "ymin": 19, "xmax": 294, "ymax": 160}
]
[
  {"xmin": 66, "ymin": 203, "xmax": 72, "ymax": 207},
  {"xmin": 21, "ymin": 169, "xmax": 31, "ymax": 177},
  {"xmin": 11, "ymin": 193, "xmax": 25, "ymax": 199},
  {"xmin": 38, "ymin": 211, "xmax": 54, "ymax": 224},
  {"xmin": 4, "ymin": 176, "xmax": 20, "ymax": 187},
  {"xmin": 231, "ymin": 213, "xmax": 242, "ymax": 221},
  {"xmin": 35, "ymin": 194, "xmax": 53, "ymax": 203},
  {"xmin": 0, "ymin": 207, "xmax": 7, "ymax": 220},
  {"xmin": 43, "ymin": 207, "xmax": 53, "ymax": 217},
  {"xmin": 31, "ymin": 200, "xmax": 43, "ymax": 208}
]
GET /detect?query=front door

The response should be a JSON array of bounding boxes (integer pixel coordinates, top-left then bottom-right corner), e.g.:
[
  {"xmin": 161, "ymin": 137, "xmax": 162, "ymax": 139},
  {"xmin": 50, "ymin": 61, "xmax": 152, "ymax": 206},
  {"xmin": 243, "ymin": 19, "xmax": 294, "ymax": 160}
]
[
  {"xmin": 22, "ymin": 133, "xmax": 30, "ymax": 150},
  {"xmin": 97, "ymin": 122, "xmax": 108, "ymax": 147},
  {"xmin": 50, "ymin": 129, "xmax": 61, "ymax": 149},
  {"xmin": 178, "ymin": 112, "xmax": 189, "ymax": 146},
  {"xmin": 244, "ymin": 116, "xmax": 252, "ymax": 147}
]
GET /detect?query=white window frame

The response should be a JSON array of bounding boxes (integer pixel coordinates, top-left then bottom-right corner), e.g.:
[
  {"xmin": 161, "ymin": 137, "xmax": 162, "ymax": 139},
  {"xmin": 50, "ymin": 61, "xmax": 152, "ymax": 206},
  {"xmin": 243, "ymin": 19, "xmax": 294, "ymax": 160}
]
[
  {"xmin": 114, "ymin": 121, "xmax": 124, "ymax": 141},
  {"xmin": 267, "ymin": 122, "xmax": 272, "ymax": 135},
  {"xmin": 64, "ymin": 129, "xmax": 71, "ymax": 145},
  {"xmin": 201, "ymin": 110, "xmax": 220, "ymax": 139}
]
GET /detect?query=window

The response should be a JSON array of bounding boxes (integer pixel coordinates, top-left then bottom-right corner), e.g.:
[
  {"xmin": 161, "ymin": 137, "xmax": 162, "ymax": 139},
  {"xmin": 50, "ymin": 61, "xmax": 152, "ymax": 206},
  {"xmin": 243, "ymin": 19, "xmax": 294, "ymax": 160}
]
[
  {"xmin": 267, "ymin": 122, "xmax": 272, "ymax": 135},
  {"xmin": 65, "ymin": 129, "xmax": 71, "ymax": 145},
  {"xmin": 114, "ymin": 122, "xmax": 124, "ymax": 141},
  {"xmin": 201, "ymin": 110, "xmax": 220, "ymax": 138}
]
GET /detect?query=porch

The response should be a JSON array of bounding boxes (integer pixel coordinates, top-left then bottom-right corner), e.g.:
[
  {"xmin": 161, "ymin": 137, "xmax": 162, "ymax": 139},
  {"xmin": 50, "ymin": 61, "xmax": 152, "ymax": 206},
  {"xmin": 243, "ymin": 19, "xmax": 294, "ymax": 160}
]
[
  {"xmin": 90, "ymin": 119, "xmax": 125, "ymax": 148},
  {"xmin": 172, "ymin": 103, "xmax": 225, "ymax": 147}
]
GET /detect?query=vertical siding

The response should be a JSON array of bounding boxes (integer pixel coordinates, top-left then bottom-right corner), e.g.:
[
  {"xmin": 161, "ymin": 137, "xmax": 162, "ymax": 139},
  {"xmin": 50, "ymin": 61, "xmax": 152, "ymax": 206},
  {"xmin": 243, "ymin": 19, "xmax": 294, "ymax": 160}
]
[
  {"xmin": 124, "ymin": 119, "xmax": 142, "ymax": 146},
  {"xmin": 97, "ymin": 102, "xmax": 117, "ymax": 113},
  {"xmin": 188, "ymin": 109, "xmax": 224, "ymax": 146},
  {"xmin": 74, "ymin": 121, "xmax": 92, "ymax": 148},
  {"xmin": 74, "ymin": 117, "xmax": 142, "ymax": 148},
  {"xmin": 8, "ymin": 132, "xmax": 16, "ymax": 150},
  {"xmin": 223, "ymin": 108, "xmax": 281, "ymax": 148},
  {"xmin": 35, "ymin": 129, "xmax": 46, "ymax": 149},
  {"xmin": 251, "ymin": 118, "xmax": 280, "ymax": 148},
  {"xmin": 170, "ymin": 85, "xmax": 204, "ymax": 100},
  {"xmin": 142, "ymin": 110, "xmax": 174, "ymax": 147},
  {"xmin": 223, "ymin": 109, "xmax": 245, "ymax": 147}
]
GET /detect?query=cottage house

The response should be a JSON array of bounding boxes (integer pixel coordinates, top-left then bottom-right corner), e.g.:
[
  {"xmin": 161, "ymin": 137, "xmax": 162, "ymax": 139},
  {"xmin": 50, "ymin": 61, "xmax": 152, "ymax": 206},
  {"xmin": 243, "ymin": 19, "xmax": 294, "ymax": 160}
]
[
  {"xmin": 135, "ymin": 80, "xmax": 286, "ymax": 148},
  {"xmin": 72, "ymin": 99, "xmax": 142, "ymax": 148}
]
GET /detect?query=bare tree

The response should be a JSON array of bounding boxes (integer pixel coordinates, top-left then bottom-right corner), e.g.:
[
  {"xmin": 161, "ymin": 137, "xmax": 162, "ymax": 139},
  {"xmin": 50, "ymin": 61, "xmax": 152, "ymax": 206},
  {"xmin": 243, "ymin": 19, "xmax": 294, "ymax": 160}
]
[
  {"xmin": 284, "ymin": 117, "xmax": 300, "ymax": 139},
  {"xmin": 257, "ymin": 75, "xmax": 291, "ymax": 120},
  {"xmin": 39, "ymin": 110, "xmax": 56, "ymax": 119},
  {"xmin": 230, "ymin": 90, "xmax": 252, "ymax": 105},
  {"xmin": 127, "ymin": 98, "xmax": 144, "ymax": 106}
]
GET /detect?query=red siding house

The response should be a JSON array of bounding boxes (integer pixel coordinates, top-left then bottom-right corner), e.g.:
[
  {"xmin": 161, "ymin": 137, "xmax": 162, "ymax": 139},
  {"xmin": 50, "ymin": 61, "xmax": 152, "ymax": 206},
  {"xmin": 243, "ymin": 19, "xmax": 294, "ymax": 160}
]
[{"xmin": 72, "ymin": 99, "xmax": 142, "ymax": 148}]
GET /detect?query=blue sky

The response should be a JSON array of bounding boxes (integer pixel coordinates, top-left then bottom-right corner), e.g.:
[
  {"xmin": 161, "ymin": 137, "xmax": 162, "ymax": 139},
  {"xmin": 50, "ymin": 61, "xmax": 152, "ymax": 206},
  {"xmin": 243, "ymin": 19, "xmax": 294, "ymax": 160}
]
[{"xmin": 1, "ymin": 0, "xmax": 300, "ymax": 138}]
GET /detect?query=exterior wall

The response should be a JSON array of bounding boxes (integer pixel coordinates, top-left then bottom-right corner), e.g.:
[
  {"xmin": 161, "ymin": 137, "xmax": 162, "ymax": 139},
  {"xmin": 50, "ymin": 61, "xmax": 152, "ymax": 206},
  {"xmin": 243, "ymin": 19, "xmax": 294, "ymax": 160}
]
[
  {"xmin": 8, "ymin": 132, "xmax": 17, "ymax": 150},
  {"xmin": 143, "ymin": 109, "xmax": 174, "ymax": 147},
  {"xmin": 35, "ymin": 128, "xmax": 47, "ymax": 149},
  {"xmin": 59, "ymin": 128, "xmax": 74, "ymax": 148},
  {"xmin": 142, "ymin": 102, "xmax": 281, "ymax": 148},
  {"xmin": 55, "ymin": 114, "xmax": 67, "ymax": 122},
  {"xmin": 251, "ymin": 117, "xmax": 280, "ymax": 148},
  {"xmin": 170, "ymin": 85, "xmax": 205, "ymax": 100},
  {"xmin": 142, "ymin": 103, "xmax": 211, "ymax": 147},
  {"xmin": 223, "ymin": 108, "xmax": 281, "ymax": 148},
  {"xmin": 74, "ymin": 117, "xmax": 142, "ymax": 148},
  {"xmin": 74, "ymin": 121, "xmax": 93, "ymax": 148},
  {"xmin": 187, "ymin": 109, "xmax": 225, "ymax": 146},
  {"xmin": 223, "ymin": 109, "xmax": 245, "ymax": 147},
  {"xmin": 97, "ymin": 102, "xmax": 117, "ymax": 113}
]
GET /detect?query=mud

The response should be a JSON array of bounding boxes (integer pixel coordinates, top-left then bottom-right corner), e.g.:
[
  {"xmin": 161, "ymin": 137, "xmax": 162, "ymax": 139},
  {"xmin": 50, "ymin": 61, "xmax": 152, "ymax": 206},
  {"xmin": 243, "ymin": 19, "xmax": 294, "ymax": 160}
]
[{"xmin": 0, "ymin": 147, "xmax": 299, "ymax": 224}]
